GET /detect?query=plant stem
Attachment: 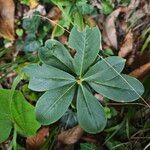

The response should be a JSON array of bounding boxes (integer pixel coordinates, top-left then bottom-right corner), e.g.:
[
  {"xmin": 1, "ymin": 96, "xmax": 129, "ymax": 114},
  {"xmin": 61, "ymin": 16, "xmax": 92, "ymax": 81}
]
[{"xmin": 13, "ymin": 125, "xmax": 17, "ymax": 150}]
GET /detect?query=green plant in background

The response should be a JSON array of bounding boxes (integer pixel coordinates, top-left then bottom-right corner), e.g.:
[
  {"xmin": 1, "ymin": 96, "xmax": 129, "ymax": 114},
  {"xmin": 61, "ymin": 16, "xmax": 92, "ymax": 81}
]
[
  {"xmin": 141, "ymin": 25, "xmax": 150, "ymax": 53},
  {"xmin": 24, "ymin": 26, "xmax": 144, "ymax": 133},
  {"xmin": 19, "ymin": 0, "xmax": 29, "ymax": 5},
  {"xmin": 80, "ymin": 143, "xmax": 98, "ymax": 150},
  {"xmin": 16, "ymin": 11, "xmax": 51, "ymax": 53},
  {"xmin": 50, "ymin": 0, "xmax": 94, "ymax": 37},
  {"xmin": 100, "ymin": 0, "xmax": 114, "ymax": 15},
  {"xmin": 97, "ymin": 0, "xmax": 131, "ymax": 15},
  {"xmin": 0, "ymin": 89, "xmax": 40, "ymax": 144}
]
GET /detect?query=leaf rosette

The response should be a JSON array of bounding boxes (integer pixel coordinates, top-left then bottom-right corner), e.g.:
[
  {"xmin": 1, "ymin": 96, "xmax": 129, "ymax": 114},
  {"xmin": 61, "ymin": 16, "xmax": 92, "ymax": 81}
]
[{"xmin": 24, "ymin": 26, "xmax": 144, "ymax": 133}]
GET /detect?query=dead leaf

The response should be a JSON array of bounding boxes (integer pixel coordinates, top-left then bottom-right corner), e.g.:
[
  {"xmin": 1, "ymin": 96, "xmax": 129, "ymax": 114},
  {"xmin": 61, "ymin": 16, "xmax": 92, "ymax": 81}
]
[
  {"xmin": 129, "ymin": 62, "xmax": 150, "ymax": 79},
  {"xmin": 58, "ymin": 125, "xmax": 83, "ymax": 145},
  {"xmin": 0, "ymin": 0, "xmax": 15, "ymax": 40},
  {"xmin": 84, "ymin": 15, "xmax": 96, "ymax": 27},
  {"xmin": 48, "ymin": 7, "xmax": 61, "ymax": 21},
  {"xmin": 26, "ymin": 127, "xmax": 49, "ymax": 150},
  {"xmin": 81, "ymin": 136, "xmax": 97, "ymax": 143},
  {"xmin": 128, "ymin": 0, "xmax": 140, "ymax": 10},
  {"xmin": 127, "ymin": 52, "xmax": 150, "ymax": 71},
  {"xmin": 94, "ymin": 93, "xmax": 104, "ymax": 102},
  {"xmin": 118, "ymin": 30, "xmax": 133, "ymax": 57},
  {"xmin": 103, "ymin": 7, "xmax": 127, "ymax": 49},
  {"xmin": 55, "ymin": 143, "xmax": 75, "ymax": 150},
  {"xmin": 143, "ymin": 1, "xmax": 150, "ymax": 14},
  {"xmin": 58, "ymin": 35, "xmax": 68, "ymax": 44}
]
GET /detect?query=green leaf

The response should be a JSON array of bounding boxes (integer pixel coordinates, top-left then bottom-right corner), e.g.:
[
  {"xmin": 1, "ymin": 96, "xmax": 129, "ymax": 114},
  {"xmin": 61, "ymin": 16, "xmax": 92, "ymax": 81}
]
[
  {"xmin": 89, "ymin": 74, "xmax": 144, "ymax": 102},
  {"xmin": 36, "ymin": 83, "xmax": 76, "ymax": 125},
  {"xmin": 101, "ymin": 0, "xmax": 114, "ymax": 15},
  {"xmin": 23, "ymin": 64, "xmax": 75, "ymax": 91},
  {"xmin": 77, "ymin": 85, "xmax": 107, "ymax": 133},
  {"xmin": 76, "ymin": 1, "xmax": 94, "ymax": 15},
  {"xmin": 16, "ymin": 29, "xmax": 24, "ymax": 37},
  {"xmin": 23, "ymin": 11, "xmax": 40, "ymax": 33},
  {"xmin": 52, "ymin": 25, "xmax": 64, "ymax": 37},
  {"xmin": 73, "ymin": 12, "xmax": 84, "ymax": 31},
  {"xmin": 22, "ymin": 26, "xmax": 145, "ymax": 135},
  {"xmin": 11, "ymin": 91, "xmax": 40, "ymax": 136},
  {"xmin": 0, "ymin": 89, "xmax": 40, "ymax": 143},
  {"xmin": 0, "ymin": 90, "xmax": 12, "ymax": 143},
  {"xmin": 0, "ymin": 119, "xmax": 12, "ymax": 143},
  {"xmin": 68, "ymin": 26, "xmax": 101, "ymax": 76},
  {"xmin": 52, "ymin": 19, "xmax": 68, "ymax": 37},
  {"xmin": 39, "ymin": 47, "xmax": 71, "ymax": 73},
  {"xmin": 24, "ymin": 34, "xmax": 41, "ymax": 52},
  {"xmin": 39, "ymin": 39, "xmax": 74, "ymax": 73},
  {"xmin": 51, "ymin": 0, "xmax": 71, "ymax": 6},
  {"xmin": 84, "ymin": 56, "xmax": 125, "ymax": 81},
  {"xmin": 60, "ymin": 109, "xmax": 77, "ymax": 128},
  {"xmin": 80, "ymin": 143, "xmax": 98, "ymax": 150}
]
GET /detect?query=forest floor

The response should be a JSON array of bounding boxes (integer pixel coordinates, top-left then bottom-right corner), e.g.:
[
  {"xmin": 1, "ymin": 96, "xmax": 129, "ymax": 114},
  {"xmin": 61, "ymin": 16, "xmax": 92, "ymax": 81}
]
[{"xmin": 0, "ymin": 0, "xmax": 150, "ymax": 150}]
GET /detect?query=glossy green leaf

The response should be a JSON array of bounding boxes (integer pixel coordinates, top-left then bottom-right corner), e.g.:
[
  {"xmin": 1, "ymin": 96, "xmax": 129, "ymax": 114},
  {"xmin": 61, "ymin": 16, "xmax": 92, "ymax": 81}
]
[
  {"xmin": 68, "ymin": 26, "xmax": 101, "ymax": 76},
  {"xmin": 77, "ymin": 86, "xmax": 107, "ymax": 133},
  {"xmin": 84, "ymin": 56, "xmax": 126, "ymax": 81},
  {"xmin": 11, "ymin": 91, "xmax": 41, "ymax": 136},
  {"xmin": 39, "ymin": 39, "xmax": 74, "ymax": 73},
  {"xmin": 89, "ymin": 74, "xmax": 144, "ymax": 102},
  {"xmin": 23, "ymin": 64, "xmax": 75, "ymax": 91},
  {"xmin": 36, "ymin": 83, "xmax": 76, "ymax": 125},
  {"xmin": 0, "ymin": 89, "xmax": 12, "ymax": 143}
]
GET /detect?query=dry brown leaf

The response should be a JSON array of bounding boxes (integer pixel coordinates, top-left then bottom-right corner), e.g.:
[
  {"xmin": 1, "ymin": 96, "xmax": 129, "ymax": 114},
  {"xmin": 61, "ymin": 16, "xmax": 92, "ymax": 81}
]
[
  {"xmin": 143, "ymin": 1, "xmax": 150, "ymax": 14},
  {"xmin": 94, "ymin": 93, "xmax": 104, "ymax": 102},
  {"xmin": 58, "ymin": 125, "xmax": 83, "ymax": 145},
  {"xmin": 103, "ymin": 0, "xmax": 141, "ymax": 50},
  {"xmin": 103, "ymin": 7, "xmax": 126, "ymax": 49},
  {"xmin": 58, "ymin": 35, "xmax": 68, "ymax": 44},
  {"xmin": 128, "ymin": 0, "xmax": 140, "ymax": 10},
  {"xmin": 134, "ymin": 107, "xmax": 150, "ymax": 119},
  {"xmin": 84, "ymin": 16, "xmax": 96, "ymax": 27},
  {"xmin": 0, "ymin": 0, "xmax": 15, "ymax": 41},
  {"xmin": 47, "ymin": 6, "xmax": 62, "ymax": 28},
  {"xmin": 118, "ymin": 30, "xmax": 133, "ymax": 57},
  {"xmin": 26, "ymin": 127, "xmax": 49, "ymax": 150},
  {"xmin": 29, "ymin": 0, "xmax": 39, "ymax": 9},
  {"xmin": 129, "ymin": 62, "xmax": 150, "ymax": 79},
  {"xmin": 48, "ymin": 7, "xmax": 61, "ymax": 20}
]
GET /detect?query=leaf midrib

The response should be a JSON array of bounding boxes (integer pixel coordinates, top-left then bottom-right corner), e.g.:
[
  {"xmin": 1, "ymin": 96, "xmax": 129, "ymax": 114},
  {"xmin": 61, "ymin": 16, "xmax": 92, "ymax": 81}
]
[
  {"xmin": 79, "ymin": 31, "xmax": 86, "ymax": 77},
  {"xmin": 92, "ymin": 81, "xmax": 137, "ymax": 92},
  {"xmin": 52, "ymin": 52, "xmax": 75, "ymax": 73},
  {"xmin": 42, "ymin": 83, "xmax": 76, "ymax": 118},
  {"xmin": 81, "ymin": 86, "xmax": 100, "ymax": 131},
  {"xmin": 32, "ymin": 76, "xmax": 75, "ymax": 81},
  {"xmin": 84, "ymin": 61, "xmax": 124, "ymax": 80}
]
